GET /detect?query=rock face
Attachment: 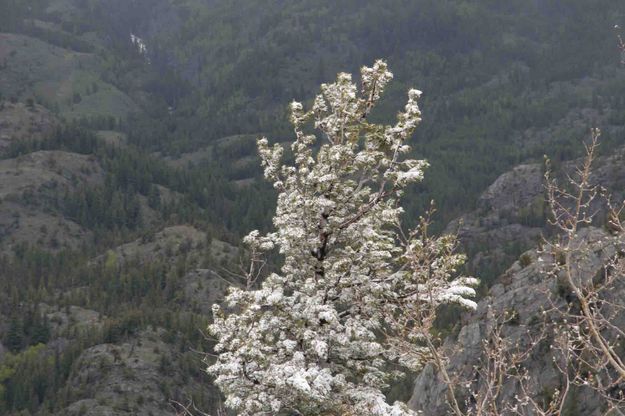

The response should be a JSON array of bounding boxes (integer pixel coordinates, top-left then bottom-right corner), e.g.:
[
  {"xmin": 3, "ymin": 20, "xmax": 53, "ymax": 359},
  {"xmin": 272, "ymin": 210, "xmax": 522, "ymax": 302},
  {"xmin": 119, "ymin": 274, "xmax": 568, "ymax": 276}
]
[
  {"xmin": 409, "ymin": 228, "xmax": 625, "ymax": 415},
  {"xmin": 59, "ymin": 329, "xmax": 221, "ymax": 416},
  {"xmin": 585, "ymin": 144, "xmax": 625, "ymax": 203},
  {"xmin": 447, "ymin": 162, "xmax": 546, "ymax": 284},
  {"xmin": 449, "ymin": 145, "xmax": 625, "ymax": 285},
  {"xmin": 408, "ymin": 144, "xmax": 625, "ymax": 414}
]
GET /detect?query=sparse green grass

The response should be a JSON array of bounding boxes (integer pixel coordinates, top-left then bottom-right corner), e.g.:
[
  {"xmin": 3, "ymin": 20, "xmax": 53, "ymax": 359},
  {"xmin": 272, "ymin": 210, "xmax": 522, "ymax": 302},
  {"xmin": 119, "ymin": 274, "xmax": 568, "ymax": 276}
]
[{"xmin": 0, "ymin": 33, "xmax": 137, "ymax": 119}]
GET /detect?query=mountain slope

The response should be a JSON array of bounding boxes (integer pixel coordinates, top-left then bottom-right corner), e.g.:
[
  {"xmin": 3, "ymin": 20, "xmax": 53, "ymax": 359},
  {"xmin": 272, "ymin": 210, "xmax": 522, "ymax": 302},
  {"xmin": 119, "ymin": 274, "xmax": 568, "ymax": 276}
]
[
  {"xmin": 451, "ymin": 143, "xmax": 625, "ymax": 285},
  {"xmin": 409, "ymin": 226, "xmax": 625, "ymax": 415},
  {"xmin": 1, "ymin": 1, "xmax": 625, "ymax": 414},
  {"xmin": 0, "ymin": 33, "xmax": 138, "ymax": 120}
]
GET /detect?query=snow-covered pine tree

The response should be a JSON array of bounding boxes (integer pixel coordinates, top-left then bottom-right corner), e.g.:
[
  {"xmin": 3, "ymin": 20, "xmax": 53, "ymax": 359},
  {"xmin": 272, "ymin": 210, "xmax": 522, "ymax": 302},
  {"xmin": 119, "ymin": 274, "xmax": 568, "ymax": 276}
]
[{"xmin": 208, "ymin": 60, "xmax": 479, "ymax": 416}]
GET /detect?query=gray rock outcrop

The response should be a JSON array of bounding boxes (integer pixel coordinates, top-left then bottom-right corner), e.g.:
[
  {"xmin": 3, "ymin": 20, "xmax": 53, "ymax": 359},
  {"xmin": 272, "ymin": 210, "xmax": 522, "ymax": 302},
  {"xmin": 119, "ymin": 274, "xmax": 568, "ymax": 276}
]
[{"xmin": 409, "ymin": 227, "xmax": 625, "ymax": 415}]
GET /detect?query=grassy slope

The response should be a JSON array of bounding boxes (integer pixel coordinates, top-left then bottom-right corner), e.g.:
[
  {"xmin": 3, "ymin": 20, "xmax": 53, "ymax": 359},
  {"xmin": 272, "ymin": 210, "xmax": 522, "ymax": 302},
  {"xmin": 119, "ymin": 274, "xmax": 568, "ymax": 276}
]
[{"xmin": 0, "ymin": 32, "xmax": 137, "ymax": 120}]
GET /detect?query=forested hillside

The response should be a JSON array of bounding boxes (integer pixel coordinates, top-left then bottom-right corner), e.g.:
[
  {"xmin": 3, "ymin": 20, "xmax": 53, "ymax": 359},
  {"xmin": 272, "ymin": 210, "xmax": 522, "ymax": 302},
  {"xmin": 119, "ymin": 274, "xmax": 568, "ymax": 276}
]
[
  {"xmin": 40, "ymin": 0, "xmax": 625, "ymax": 221},
  {"xmin": 4, "ymin": 0, "xmax": 625, "ymax": 221},
  {"xmin": 1, "ymin": 0, "xmax": 625, "ymax": 414}
]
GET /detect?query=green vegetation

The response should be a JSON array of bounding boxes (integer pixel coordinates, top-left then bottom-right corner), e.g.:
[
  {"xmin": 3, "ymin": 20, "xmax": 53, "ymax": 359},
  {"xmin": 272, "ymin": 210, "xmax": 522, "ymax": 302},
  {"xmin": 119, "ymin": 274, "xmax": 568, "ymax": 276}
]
[
  {"xmin": 0, "ymin": 237, "xmax": 223, "ymax": 413},
  {"xmin": 0, "ymin": 0, "xmax": 625, "ymax": 413},
  {"xmin": 0, "ymin": 33, "xmax": 137, "ymax": 120},
  {"xmin": 86, "ymin": 0, "xmax": 625, "ymax": 224},
  {"xmin": 4, "ymin": 0, "xmax": 625, "ymax": 225}
]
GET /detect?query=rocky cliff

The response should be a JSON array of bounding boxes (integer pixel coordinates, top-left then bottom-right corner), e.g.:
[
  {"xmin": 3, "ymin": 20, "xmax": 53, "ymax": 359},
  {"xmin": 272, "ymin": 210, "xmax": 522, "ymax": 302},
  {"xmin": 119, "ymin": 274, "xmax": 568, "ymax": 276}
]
[
  {"xmin": 410, "ymin": 226, "xmax": 625, "ymax": 415},
  {"xmin": 409, "ymin": 144, "xmax": 625, "ymax": 415},
  {"xmin": 450, "ymin": 144, "xmax": 625, "ymax": 285}
]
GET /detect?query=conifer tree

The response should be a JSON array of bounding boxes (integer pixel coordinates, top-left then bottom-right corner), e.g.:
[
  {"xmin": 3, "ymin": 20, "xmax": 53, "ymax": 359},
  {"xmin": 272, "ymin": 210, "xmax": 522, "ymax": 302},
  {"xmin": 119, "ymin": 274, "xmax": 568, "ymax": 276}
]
[
  {"xmin": 6, "ymin": 317, "xmax": 24, "ymax": 353},
  {"xmin": 208, "ymin": 60, "xmax": 478, "ymax": 416}
]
